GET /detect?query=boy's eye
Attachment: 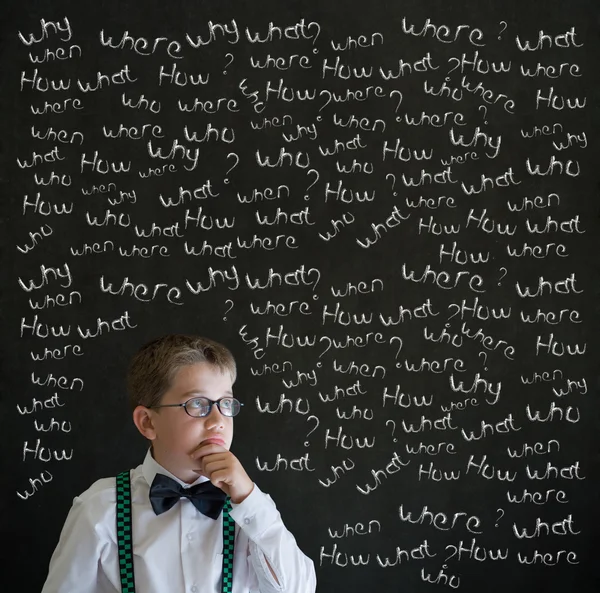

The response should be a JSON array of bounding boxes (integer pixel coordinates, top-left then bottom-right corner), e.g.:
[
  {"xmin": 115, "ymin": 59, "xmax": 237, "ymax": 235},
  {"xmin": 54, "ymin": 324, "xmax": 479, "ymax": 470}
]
[{"xmin": 188, "ymin": 397, "xmax": 206, "ymax": 408}]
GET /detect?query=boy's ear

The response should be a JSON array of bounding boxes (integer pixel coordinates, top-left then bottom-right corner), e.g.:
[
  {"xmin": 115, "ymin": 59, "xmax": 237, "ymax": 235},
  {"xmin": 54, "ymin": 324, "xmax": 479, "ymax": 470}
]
[{"xmin": 133, "ymin": 406, "xmax": 157, "ymax": 441}]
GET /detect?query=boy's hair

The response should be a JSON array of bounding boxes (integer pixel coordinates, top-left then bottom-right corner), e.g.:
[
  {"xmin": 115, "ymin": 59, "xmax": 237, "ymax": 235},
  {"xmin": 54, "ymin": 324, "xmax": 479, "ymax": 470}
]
[{"xmin": 126, "ymin": 334, "xmax": 237, "ymax": 410}]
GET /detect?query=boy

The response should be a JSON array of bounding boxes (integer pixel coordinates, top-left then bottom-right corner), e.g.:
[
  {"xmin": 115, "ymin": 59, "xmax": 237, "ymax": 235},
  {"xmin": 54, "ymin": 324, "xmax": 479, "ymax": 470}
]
[{"xmin": 41, "ymin": 334, "xmax": 317, "ymax": 593}]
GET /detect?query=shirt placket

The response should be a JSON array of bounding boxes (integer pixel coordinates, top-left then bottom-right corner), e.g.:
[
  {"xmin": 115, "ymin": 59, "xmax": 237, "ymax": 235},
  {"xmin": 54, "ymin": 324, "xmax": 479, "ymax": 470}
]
[
  {"xmin": 180, "ymin": 498, "xmax": 202, "ymax": 593},
  {"xmin": 180, "ymin": 497, "xmax": 224, "ymax": 593}
]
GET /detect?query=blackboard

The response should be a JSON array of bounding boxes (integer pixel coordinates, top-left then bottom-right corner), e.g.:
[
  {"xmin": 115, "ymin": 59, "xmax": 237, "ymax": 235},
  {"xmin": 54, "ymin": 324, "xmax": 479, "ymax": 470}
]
[{"xmin": 1, "ymin": 0, "xmax": 600, "ymax": 591}]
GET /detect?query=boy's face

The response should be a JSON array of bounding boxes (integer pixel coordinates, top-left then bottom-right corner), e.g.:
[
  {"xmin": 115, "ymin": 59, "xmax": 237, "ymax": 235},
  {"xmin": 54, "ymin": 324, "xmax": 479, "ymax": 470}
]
[{"xmin": 146, "ymin": 362, "xmax": 235, "ymax": 483}]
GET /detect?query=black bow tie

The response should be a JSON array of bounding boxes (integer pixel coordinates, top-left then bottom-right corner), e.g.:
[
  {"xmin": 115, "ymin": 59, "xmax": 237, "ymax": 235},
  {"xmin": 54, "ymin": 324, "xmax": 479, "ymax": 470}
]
[{"xmin": 149, "ymin": 473, "xmax": 227, "ymax": 519}]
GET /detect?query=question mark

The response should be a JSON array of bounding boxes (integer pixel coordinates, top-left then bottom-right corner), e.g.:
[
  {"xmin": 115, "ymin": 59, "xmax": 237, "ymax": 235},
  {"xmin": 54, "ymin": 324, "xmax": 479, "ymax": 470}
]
[
  {"xmin": 304, "ymin": 415, "xmax": 320, "ymax": 446},
  {"xmin": 479, "ymin": 351, "xmax": 488, "ymax": 371},
  {"xmin": 304, "ymin": 168, "xmax": 319, "ymax": 200},
  {"xmin": 390, "ymin": 336, "xmax": 403, "ymax": 359},
  {"xmin": 495, "ymin": 508, "xmax": 505, "ymax": 527},
  {"xmin": 497, "ymin": 267, "xmax": 507, "ymax": 286},
  {"xmin": 224, "ymin": 152, "xmax": 239, "ymax": 184},
  {"xmin": 386, "ymin": 173, "xmax": 397, "ymax": 196},
  {"xmin": 390, "ymin": 90, "xmax": 403, "ymax": 112},
  {"xmin": 223, "ymin": 53, "xmax": 234, "ymax": 74},
  {"xmin": 386, "ymin": 420, "xmax": 397, "ymax": 442},
  {"xmin": 223, "ymin": 300, "xmax": 234, "ymax": 320},
  {"xmin": 498, "ymin": 21, "xmax": 508, "ymax": 40},
  {"xmin": 478, "ymin": 105, "xmax": 488, "ymax": 124}
]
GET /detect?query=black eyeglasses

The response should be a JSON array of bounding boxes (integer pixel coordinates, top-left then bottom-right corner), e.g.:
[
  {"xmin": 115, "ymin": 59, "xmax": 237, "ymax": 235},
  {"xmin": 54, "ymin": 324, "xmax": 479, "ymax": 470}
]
[{"xmin": 150, "ymin": 396, "xmax": 243, "ymax": 418}]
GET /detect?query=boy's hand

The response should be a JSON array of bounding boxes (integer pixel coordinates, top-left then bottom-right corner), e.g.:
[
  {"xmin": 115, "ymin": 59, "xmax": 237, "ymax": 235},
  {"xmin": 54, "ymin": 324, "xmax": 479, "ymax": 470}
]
[{"xmin": 190, "ymin": 443, "xmax": 254, "ymax": 504}]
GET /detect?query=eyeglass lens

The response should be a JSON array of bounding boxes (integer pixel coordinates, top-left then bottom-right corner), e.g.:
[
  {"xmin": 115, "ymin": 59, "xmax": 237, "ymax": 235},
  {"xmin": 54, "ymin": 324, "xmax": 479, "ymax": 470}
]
[{"xmin": 185, "ymin": 397, "xmax": 240, "ymax": 417}]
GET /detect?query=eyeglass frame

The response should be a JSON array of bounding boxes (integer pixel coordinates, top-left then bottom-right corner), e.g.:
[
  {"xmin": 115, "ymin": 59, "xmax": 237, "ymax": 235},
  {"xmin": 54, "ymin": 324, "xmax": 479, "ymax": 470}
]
[{"xmin": 149, "ymin": 396, "xmax": 244, "ymax": 418}]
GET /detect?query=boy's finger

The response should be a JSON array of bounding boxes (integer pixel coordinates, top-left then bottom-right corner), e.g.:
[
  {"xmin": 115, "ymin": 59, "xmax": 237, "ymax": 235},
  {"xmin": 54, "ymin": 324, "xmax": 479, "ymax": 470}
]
[
  {"xmin": 190, "ymin": 442, "xmax": 227, "ymax": 458},
  {"xmin": 202, "ymin": 456, "xmax": 230, "ymax": 474}
]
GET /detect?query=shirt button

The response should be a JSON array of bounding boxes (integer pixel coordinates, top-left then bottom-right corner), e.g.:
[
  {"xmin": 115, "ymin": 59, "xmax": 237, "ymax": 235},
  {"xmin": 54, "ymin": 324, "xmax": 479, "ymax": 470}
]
[
  {"xmin": 244, "ymin": 516, "xmax": 254, "ymax": 524},
  {"xmin": 187, "ymin": 533, "xmax": 194, "ymax": 541},
  {"xmin": 191, "ymin": 587, "xmax": 198, "ymax": 593}
]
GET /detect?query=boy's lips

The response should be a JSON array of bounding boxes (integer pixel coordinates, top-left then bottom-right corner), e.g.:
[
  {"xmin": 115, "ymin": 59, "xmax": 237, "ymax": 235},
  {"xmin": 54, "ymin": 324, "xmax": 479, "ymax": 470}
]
[{"xmin": 202, "ymin": 436, "xmax": 226, "ymax": 446}]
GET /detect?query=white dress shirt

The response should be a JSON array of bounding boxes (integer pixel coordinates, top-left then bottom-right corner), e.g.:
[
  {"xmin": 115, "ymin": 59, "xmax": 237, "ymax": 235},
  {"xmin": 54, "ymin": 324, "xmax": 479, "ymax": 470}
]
[{"xmin": 41, "ymin": 450, "xmax": 316, "ymax": 593}]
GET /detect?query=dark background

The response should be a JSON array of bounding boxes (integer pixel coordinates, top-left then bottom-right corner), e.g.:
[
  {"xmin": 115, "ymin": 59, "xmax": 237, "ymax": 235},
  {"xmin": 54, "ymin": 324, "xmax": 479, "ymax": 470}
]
[{"xmin": 1, "ymin": 0, "xmax": 599, "ymax": 591}]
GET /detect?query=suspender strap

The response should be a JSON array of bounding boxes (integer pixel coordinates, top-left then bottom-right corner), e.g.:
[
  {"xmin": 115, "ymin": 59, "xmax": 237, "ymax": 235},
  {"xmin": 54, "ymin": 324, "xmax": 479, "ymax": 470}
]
[
  {"xmin": 116, "ymin": 471, "xmax": 136, "ymax": 593},
  {"xmin": 116, "ymin": 471, "xmax": 235, "ymax": 593},
  {"xmin": 222, "ymin": 497, "xmax": 235, "ymax": 593}
]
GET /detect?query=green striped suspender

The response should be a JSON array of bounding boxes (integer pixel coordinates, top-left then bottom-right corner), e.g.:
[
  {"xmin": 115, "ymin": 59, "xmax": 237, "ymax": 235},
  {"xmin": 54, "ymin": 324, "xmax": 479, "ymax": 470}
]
[
  {"xmin": 221, "ymin": 497, "xmax": 235, "ymax": 593},
  {"xmin": 116, "ymin": 470, "xmax": 235, "ymax": 593},
  {"xmin": 115, "ymin": 472, "xmax": 135, "ymax": 593}
]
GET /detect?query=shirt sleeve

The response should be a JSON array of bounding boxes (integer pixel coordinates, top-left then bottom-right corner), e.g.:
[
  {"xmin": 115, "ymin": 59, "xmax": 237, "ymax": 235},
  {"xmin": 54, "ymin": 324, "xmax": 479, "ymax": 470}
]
[
  {"xmin": 41, "ymin": 493, "xmax": 112, "ymax": 593},
  {"xmin": 228, "ymin": 484, "xmax": 317, "ymax": 593}
]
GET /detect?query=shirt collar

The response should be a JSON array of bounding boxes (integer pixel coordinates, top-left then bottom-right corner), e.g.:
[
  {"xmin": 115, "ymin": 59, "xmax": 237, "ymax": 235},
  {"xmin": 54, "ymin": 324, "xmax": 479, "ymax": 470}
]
[{"xmin": 141, "ymin": 448, "xmax": 209, "ymax": 489}]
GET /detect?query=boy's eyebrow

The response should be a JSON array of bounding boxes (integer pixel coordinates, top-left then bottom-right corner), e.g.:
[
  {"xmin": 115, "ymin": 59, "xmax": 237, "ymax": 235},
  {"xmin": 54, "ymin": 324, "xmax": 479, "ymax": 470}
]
[{"xmin": 182, "ymin": 389, "xmax": 234, "ymax": 396}]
